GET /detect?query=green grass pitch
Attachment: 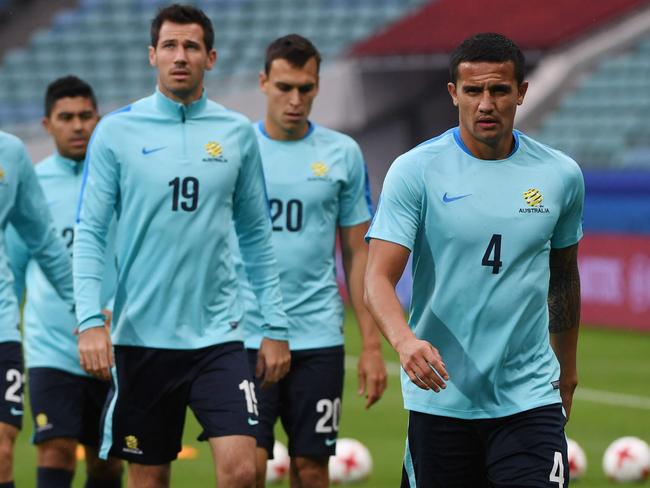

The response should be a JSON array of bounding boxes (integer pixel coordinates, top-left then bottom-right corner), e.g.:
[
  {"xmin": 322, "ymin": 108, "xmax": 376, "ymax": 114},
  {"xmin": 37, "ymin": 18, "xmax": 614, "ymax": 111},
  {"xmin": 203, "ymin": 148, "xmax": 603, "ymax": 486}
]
[{"xmin": 12, "ymin": 313, "xmax": 650, "ymax": 486}]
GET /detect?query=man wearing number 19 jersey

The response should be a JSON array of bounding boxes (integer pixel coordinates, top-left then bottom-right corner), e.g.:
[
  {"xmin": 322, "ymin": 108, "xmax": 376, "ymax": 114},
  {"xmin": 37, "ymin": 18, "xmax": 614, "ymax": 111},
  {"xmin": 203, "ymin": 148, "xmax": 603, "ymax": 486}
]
[
  {"xmin": 237, "ymin": 35, "xmax": 387, "ymax": 488},
  {"xmin": 73, "ymin": 5, "xmax": 289, "ymax": 487},
  {"xmin": 365, "ymin": 33, "xmax": 584, "ymax": 487},
  {"xmin": 0, "ymin": 130, "xmax": 74, "ymax": 488},
  {"xmin": 6, "ymin": 76, "xmax": 123, "ymax": 488}
]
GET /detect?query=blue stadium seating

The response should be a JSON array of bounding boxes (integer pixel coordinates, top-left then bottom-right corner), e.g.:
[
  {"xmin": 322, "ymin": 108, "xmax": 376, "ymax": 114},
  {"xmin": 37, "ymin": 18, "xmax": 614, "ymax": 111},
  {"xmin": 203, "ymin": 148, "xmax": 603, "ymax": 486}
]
[
  {"xmin": 0, "ymin": 0, "xmax": 428, "ymax": 128},
  {"xmin": 536, "ymin": 35, "xmax": 650, "ymax": 169}
]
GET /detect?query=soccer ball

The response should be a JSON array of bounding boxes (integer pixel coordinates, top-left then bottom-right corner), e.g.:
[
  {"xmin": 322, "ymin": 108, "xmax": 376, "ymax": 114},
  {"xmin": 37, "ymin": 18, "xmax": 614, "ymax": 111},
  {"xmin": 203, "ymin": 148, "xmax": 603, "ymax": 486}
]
[
  {"xmin": 567, "ymin": 438, "xmax": 587, "ymax": 480},
  {"xmin": 265, "ymin": 441, "xmax": 290, "ymax": 484},
  {"xmin": 602, "ymin": 436, "xmax": 650, "ymax": 483},
  {"xmin": 329, "ymin": 438, "xmax": 373, "ymax": 484}
]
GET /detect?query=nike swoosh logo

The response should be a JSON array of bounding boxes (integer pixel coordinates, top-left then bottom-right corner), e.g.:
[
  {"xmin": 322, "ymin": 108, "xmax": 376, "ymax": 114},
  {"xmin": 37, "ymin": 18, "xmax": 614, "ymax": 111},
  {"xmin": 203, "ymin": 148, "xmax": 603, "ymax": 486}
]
[
  {"xmin": 247, "ymin": 418, "xmax": 259, "ymax": 426},
  {"xmin": 442, "ymin": 192, "xmax": 472, "ymax": 203},
  {"xmin": 10, "ymin": 407, "xmax": 23, "ymax": 416},
  {"xmin": 141, "ymin": 146, "xmax": 167, "ymax": 155},
  {"xmin": 324, "ymin": 438, "xmax": 337, "ymax": 446}
]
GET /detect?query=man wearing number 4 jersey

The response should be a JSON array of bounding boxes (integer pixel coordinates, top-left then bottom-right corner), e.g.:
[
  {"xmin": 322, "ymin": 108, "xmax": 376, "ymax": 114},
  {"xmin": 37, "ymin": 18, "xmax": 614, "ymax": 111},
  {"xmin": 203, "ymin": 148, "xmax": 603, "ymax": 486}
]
[
  {"xmin": 234, "ymin": 35, "xmax": 388, "ymax": 488},
  {"xmin": 6, "ymin": 76, "xmax": 123, "ymax": 488},
  {"xmin": 365, "ymin": 33, "xmax": 584, "ymax": 487},
  {"xmin": 0, "ymin": 129, "xmax": 74, "ymax": 488},
  {"xmin": 74, "ymin": 5, "xmax": 289, "ymax": 488}
]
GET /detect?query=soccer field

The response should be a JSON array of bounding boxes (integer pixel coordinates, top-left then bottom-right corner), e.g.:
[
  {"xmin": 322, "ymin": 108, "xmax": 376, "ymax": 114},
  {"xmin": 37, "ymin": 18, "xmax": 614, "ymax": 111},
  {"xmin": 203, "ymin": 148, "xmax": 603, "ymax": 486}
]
[{"xmin": 12, "ymin": 314, "xmax": 650, "ymax": 487}]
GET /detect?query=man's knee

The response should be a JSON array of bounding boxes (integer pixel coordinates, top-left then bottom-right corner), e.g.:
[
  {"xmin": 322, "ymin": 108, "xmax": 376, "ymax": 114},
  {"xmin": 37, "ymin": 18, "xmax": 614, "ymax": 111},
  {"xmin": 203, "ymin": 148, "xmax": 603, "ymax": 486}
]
[
  {"xmin": 86, "ymin": 452, "xmax": 123, "ymax": 482},
  {"xmin": 291, "ymin": 456, "xmax": 329, "ymax": 487},
  {"xmin": 37, "ymin": 438, "xmax": 77, "ymax": 470},
  {"xmin": 0, "ymin": 422, "xmax": 18, "ymax": 469},
  {"xmin": 220, "ymin": 456, "xmax": 256, "ymax": 487},
  {"xmin": 127, "ymin": 463, "xmax": 170, "ymax": 488}
]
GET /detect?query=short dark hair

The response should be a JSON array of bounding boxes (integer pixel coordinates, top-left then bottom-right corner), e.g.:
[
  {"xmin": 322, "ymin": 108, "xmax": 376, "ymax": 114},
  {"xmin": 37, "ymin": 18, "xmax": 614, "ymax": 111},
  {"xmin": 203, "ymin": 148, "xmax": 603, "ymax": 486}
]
[
  {"xmin": 44, "ymin": 75, "xmax": 97, "ymax": 117},
  {"xmin": 264, "ymin": 34, "xmax": 321, "ymax": 75},
  {"xmin": 449, "ymin": 32, "xmax": 525, "ymax": 85},
  {"xmin": 151, "ymin": 3, "xmax": 214, "ymax": 52}
]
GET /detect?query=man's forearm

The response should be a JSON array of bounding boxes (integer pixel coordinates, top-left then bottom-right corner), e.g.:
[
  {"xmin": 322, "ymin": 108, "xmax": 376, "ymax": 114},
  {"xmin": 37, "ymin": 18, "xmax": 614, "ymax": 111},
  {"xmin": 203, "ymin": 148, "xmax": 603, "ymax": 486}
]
[
  {"xmin": 548, "ymin": 245, "xmax": 580, "ymax": 333},
  {"xmin": 342, "ymin": 247, "xmax": 382, "ymax": 350}
]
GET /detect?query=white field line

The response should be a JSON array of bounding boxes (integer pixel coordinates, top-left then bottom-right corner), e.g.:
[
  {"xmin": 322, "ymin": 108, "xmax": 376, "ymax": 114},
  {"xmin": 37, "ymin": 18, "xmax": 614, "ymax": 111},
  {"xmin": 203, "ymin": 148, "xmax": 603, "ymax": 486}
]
[{"xmin": 345, "ymin": 355, "xmax": 650, "ymax": 411}]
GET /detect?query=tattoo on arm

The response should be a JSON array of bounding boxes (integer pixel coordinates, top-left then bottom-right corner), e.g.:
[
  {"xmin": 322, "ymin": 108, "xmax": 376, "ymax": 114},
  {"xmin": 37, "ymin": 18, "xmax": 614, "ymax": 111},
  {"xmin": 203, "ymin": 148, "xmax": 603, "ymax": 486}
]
[{"xmin": 548, "ymin": 244, "xmax": 581, "ymax": 333}]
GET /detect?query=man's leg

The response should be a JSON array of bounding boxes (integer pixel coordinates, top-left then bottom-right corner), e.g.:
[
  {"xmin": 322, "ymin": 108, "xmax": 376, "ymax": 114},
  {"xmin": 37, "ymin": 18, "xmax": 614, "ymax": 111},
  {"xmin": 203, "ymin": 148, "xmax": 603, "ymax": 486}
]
[
  {"xmin": 281, "ymin": 347, "xmax": 344, "ymax": 488},
  {"xmin": 0, "ymin": 342, "xmax": 24, "ymax": 487},
  {"xmin": 127, "ymin": 464, "xmax": 170, "ymax": 488},
  {"xmin": 0, "ymin": 423, "xmax": 18, "ymax": 484},
  {"xmin": 190, "ymin": 343, "xmax": 259, "ymax": 488},
  {"xmin": 254, "ymin": 448, "xmax": 269, "ymax": 488},
  {"xmin": 246, "ymin": 348, "xmax": 282, "ymax": 488},
  {"xmin": 485, "ymin": 404, "xmax": 568, "ymax": 488},
  {"xmin": 209, "ymin": 435, "xmax": 256, "ymax": 488},
  {"xmin": 289, "ymin": 456, "xmax": 328, "ymax": 488},
  {"xmin": 36, "ymin": 437, "xmax": 76, "ymax": 487},
  {"xmin": 402, "ymin": 410, "xmax": 487, "ymax": 488},
  {"xmin": 84, "ymin": 446, "xmax": 123, "ymax": 487}
]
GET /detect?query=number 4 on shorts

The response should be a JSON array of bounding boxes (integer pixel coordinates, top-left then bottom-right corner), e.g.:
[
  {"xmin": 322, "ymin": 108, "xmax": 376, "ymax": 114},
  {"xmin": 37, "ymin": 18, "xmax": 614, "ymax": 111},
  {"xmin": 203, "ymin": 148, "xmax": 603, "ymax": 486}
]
[{"xmin": 549, "ymin": 451, "xmax": 565, "ymax": 487}]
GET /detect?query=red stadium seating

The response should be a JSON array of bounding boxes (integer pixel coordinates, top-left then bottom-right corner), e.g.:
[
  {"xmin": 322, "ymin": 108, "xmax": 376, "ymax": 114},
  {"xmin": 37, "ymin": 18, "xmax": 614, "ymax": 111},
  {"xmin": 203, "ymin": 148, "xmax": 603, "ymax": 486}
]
[{"xmin": 351, "ymin": 0, "xmax": 649, "ymax": 56}]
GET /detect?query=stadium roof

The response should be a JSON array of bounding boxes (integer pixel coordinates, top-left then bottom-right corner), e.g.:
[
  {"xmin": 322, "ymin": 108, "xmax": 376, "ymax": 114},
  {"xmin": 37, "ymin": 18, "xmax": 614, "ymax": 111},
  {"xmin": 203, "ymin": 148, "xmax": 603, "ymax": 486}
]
[{"xmin": 351, "ymin": 0, "xmax": 649, "ymax": 56}]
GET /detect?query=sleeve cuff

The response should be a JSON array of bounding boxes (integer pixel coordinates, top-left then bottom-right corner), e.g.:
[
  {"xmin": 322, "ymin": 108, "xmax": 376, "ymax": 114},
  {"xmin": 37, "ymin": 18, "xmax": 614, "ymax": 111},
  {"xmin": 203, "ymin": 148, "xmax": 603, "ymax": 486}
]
[
  {"xmin": 262, "ymin": 325, "xmax": 289, "ymax": 341},
  {"xmin": 78, "ymin": 315, "xmax": 106, "ymax": 333}
]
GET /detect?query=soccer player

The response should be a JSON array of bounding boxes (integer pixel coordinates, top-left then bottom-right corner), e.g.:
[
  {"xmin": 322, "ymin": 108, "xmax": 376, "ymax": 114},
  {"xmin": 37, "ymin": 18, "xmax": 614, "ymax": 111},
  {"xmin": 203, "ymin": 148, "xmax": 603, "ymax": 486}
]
[
  {"xmin": 6, "ymin": 76, "xmax": 123, "ymax": 488},
  {"xmin": 73, "ymin": 5, "xmax": 289, "ymax": 488},
  {"xmin": 238, "ymin": 35, "xmax": 387, "ymax": 488},
  {"xmin": 364, "ymin": 33, "xmax": 583, "ymax": 487},
  {"xmin": 0, "ymin": 130, "xmax": 74, "ymax": 488}
]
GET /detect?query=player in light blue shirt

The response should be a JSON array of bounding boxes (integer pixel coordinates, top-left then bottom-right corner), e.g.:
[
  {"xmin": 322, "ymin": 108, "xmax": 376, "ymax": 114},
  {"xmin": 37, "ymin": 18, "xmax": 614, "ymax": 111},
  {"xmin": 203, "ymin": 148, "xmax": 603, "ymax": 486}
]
[
  {"xmin": 0, "ymin": 130, "xmax": 74, "ymax": 488},
  {"xmin": 236, "ymin": 35, "xmax": 387, "ymax": 487},
  {"xmin": 6, "ymin": 76, "xmax": 123, "ymax": 488},
  {"xmin": 365, "ymin": 33, "xmax": 583, "ymax": 487},
  {"xmin": 73, "ymin": 6, "xmax": 288, "ymax": 487}
]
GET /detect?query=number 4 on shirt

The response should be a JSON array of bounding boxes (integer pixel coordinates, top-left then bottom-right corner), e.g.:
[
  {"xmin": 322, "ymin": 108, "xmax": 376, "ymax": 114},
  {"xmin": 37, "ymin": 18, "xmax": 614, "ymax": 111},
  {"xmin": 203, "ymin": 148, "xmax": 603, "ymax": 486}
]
[{"xmin": 482, "ymin": 234, "xmax": 503, "ymax": 274}]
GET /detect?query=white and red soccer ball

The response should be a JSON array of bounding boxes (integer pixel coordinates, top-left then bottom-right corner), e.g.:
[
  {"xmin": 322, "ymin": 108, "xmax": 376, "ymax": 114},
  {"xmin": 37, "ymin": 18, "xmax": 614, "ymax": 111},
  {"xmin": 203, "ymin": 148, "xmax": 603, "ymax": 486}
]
[
  {"xmin": 329, "ymin": 438, "xmax": 373, "ymax": 484},
  {"xmin": 567, "ymin": 438, "xmax": 587, "ymax": 480},
  {"xmin": 265, "ymin": 441, "xmax": 290, "ymax": 484},
  {"xmin": 602, "ymin": 436, "xmax": 650, "ymax": 483}
]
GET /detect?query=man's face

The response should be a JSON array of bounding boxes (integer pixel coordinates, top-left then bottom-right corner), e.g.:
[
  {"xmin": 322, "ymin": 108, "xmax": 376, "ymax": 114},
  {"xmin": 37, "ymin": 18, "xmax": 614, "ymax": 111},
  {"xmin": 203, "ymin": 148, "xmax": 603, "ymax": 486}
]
[
  {"xmin": 149, "ymin": 21, "xmax": 216, "ymax": 104},
  {"xmin": 260, "ymin": 57, "xmax": 319, "ymax": 140},
  {"xmin": 447, "ymin": 61, "xmax": 527, "ymax": 157},
  {"xmin": 43, "ymin": 96, "xmax": 99, "ymax": 161}
]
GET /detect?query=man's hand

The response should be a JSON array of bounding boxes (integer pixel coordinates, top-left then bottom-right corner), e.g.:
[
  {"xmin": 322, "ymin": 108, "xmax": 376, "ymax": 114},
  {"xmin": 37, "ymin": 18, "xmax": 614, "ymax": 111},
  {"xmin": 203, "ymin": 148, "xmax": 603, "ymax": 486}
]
[
  {"xmin": 78, "ymin": 326, "xmax": 114, "ymax": 381},
  {"xmin": 559, "ymin": 373, "xmax": 578, "ymax": 422},
  {"xmin": 395, "ymin": 335, "xmax": 448, "ymax": 392},
  {"xmin": 102, "ymin": 308, "xmax": 113, "ymax": 329},
  {"xmin": 256, "ymin": 338, "xmax": 291, "ymax": 389},
  {"xmin": 357, "ymin": 347, "xmax": 387, "ymax": 409}
]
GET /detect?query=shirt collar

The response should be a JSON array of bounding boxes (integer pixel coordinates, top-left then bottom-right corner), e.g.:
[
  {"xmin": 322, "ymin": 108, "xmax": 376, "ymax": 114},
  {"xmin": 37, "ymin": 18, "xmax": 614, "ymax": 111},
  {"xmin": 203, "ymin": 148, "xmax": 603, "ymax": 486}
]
[
  {"xmin": 154, "ymin": 87, "xmax": 207, "ymax": 120},
  {"xmin": 53, "ymin": 151, "xmax": 84, "ymax": 174}
]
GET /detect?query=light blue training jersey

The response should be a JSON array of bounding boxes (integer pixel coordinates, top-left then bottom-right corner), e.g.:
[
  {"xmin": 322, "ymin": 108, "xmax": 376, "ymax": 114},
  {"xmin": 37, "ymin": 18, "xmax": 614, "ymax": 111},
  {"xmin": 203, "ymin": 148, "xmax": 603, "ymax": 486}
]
[
  {"xmin": 6, "ymin": 153, "xmax": 116, "ymax": 375},
  {"xmin": 367, "ymin": 127, "xmax": 584, "ymax": 419},
  {"xmin": 74, "ymin": 90, "xmax": 287, "ymax": 349},
  {"xmin": 0, "ymin": 132, "xmax": 74, "ymax": 344},
  {"xmin": 236, "ymin": 122, "xmax": 372, "ymax": 350}
]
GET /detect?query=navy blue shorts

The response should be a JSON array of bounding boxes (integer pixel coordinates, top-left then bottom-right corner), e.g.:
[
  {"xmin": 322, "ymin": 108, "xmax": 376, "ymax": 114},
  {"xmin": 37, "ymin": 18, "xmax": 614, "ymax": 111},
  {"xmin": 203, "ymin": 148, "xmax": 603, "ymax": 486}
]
[
  {"xmin": 247, "ymin": 346, "xmax": 344, "ymax": 459},
  {"xmin": 0, "ymin": 341, "xmax": 24, "ymax": 429},
  {"xmin": 29, "ymin": 367, "xmax": 110, "ymax": 446},
  {"xmin": 402, "ymin": 404, "xmax": 569, "ymax": 488},
  {"xmin": 101, "ymin": 341, "xmax": 256, "ymax": 465}
]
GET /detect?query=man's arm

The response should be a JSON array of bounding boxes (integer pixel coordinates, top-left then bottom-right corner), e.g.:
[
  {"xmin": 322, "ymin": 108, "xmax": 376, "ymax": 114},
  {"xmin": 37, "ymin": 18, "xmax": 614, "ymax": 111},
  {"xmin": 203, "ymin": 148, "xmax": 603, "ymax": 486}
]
[
  {"xmin": 73, "ymin": 126, "xmax": 118, "ymax": 381},
  {"xmin": 9, "ymin": 149, "xmax": 73, "ymax": 308},
  {"xmin": 234, "ymin": 123, "xmax": 289, "ymax": 387},
  {"xmin": 340, "ymin": 222, "xmax": 387, "ymax": 408},
  {"xmin": 5, "ymin": 225, "xmax": 30, "ymax": 303},
  {"xmin": 548, "ymin": 243, "xmax": 581, "ymax": 421},
  {"xmin": 364, "ymin": 239, "xmax": 448, "ymax": 392}
]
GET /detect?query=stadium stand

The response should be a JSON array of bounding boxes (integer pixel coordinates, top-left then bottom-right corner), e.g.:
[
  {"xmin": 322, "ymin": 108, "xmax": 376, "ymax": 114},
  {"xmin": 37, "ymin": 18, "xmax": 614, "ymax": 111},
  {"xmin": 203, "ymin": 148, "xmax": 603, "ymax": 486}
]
[
  {"xmin": 536, "ymin": 35, "xmax": 650, "ymax": 169},
  {"xmin": 0, "ymin": 0, "xmax": 428, "ymax": 130}
]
